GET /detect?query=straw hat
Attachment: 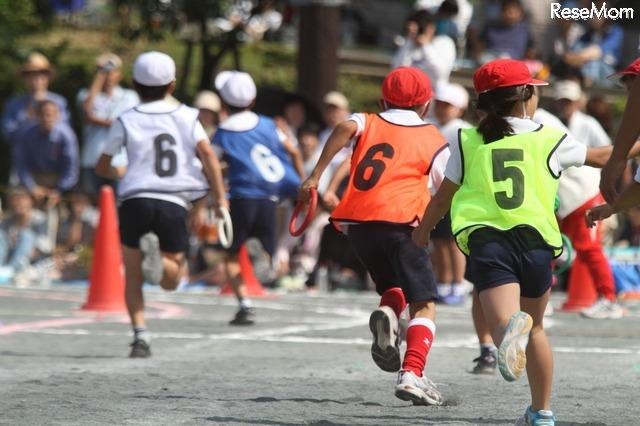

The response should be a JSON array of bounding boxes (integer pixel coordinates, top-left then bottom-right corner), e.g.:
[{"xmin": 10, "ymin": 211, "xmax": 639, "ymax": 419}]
[{"xmin": 22, "ymin": 52, "xmax": 51, "ymax": 73}]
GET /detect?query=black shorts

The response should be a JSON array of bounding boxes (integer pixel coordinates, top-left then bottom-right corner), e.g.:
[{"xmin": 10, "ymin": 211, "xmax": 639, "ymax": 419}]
[
  {"xmin": 430, "ymin": 211, "xmax": 453, "ymax": 240},
  {"xmin": 118, "ymin": 197, "xmax": 189, "ymax": 253},
  {"xmin": 228, "ymin": 198, "xmax": 277, "ymax": 257},
  {"xmin": 465, "ymin": 227, "xmax": 554, "ymax": 298},
  {"xmin": 347, "ymin": 223, "xmax": 437, "ymax": 303}
]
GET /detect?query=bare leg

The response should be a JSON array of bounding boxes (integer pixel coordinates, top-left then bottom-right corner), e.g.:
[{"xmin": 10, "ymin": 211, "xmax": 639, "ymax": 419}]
[
  {"xmin": 225, "ymin": 252, "xmax": 245, "ymax": 301},
  {"xmin": 159, "ymin": 252, "xmax": 187, "ymax": 291},
  {"xmin": 448, "ymin": 240, "xmax": 466, "ymax": 284},
  {"xmin": 477, "ymin": 283, "xmax": 520, "ymax": 346},
  {"xmin": 123, "ymin": 246, "xmax": 145, "ymax": 328},
  {"xmin": 472, "ymin": 289, "xmax": 493, "ymax": 345},
  {"xmin": 521, "ymin": 291, "xmax": 553, "ymax": 411},
  {"xmin": 431, "ymin": 239, "xmax": 452, "ymax": 284}
]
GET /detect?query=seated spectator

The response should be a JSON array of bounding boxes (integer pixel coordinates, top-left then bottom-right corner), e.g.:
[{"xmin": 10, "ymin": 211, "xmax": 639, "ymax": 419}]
[
  {"xmin": 298, "ymin": 123, "xmax": 321, "ymax": 178},
  {"xmin": 586, "ymin": 94, "xmax": 614, "ymax": 136},
  {"xmin": 77, "ymin": 53, "xmax": 139, "ymax": 197},
  {"xmin": 391, "ymin": 10, "xmax": 456, "ymax": 85},
  {"xmin": 563, "ymin": 15, "xmax": 624, "ymax": 86},
  {"xmin": 193, "ymin": 90, "xmax": 223, "ymax": 139},
  {"xmin": 476, "ymin": 0, "xmax": 534, "ymax": 62},
  {"xmin": 14, "ymin": 99, "xmax": 79, "ymax": 207},
  {"xmin": 545, "ymin": 15, "xmax": 585, "ymax": 70},
  {"xmin": 0, "ymin": 187, "xmax": 49, "ymax": 280}
]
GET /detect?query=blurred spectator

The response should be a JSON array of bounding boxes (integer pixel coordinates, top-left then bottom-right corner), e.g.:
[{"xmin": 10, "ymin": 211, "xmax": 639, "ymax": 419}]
[
  {"xmin": 545, "ymin": 17, "xmax": 585, "ymax": 71},
  {"xmin": 0, "ymin": 187, "xmax": 49, "ymax": 279},
  {"xmin": 391, "ymin": 10, "xmax": 456, "ymax": 85},
  {"xmin": 564, "ymin": 16, "xmax": 624, "ymax": 86},
  {"xmin": 14, "ymin": 99, "xmax": 79, "ymax": 207},
  {"xmin": 475, "ymin": 0, "xmax": 535, "ymax": 62},
  {"xmin": 586, "ymin": 95, "xmax": 614, "ymax": 136},
  {"xmin": 617, "ymin": 206, "xmax": 640, "ymax": 247},
  {"xmin": 298, "ymin": 123, "xmax": 321, "ymax": 177},
  {"xmin": 248, "ymin": 0, "xmax": 283, "ymax": 41},
  {"xmin": 2, "ymin": 53, "xmax": 70, "ymax": 146},
  {"xmin": 280, "ymin": 96, "xmax": 307, "ymax": 146},
  {"xmin": 77, "ymin": 53, "xmax": 139, "ymax": 196},
  {"xmin": 319, "ymin": 91, "xmax": 350, "ymax": 145},
  {"xmin": 194, "ymin": 90, "xmax": 223, "ymax": 139}
]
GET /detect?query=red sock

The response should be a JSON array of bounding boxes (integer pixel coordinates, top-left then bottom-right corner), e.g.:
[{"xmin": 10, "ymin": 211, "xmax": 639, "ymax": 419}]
[
  {"xmin": 379, "ymin": 287, "xmax": 406, "ymax": 318},
  {"xmin": 402, "ymin": 318, "xmax": 436, "ymax": 377}
]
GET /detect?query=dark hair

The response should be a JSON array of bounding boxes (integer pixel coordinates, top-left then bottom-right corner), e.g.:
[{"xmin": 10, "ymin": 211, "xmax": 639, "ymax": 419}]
[
  {"xmin": 476, "ymin": 85, "xmax": 534, "ymax": 143},
  {"xmin": 133, "ymin": 81, "xmax": 172, "ymax": 101},
  {"xmin": 501, "ymin": 0, "xmax": 523, "ymax": 11},
  {"xmin": 297, "ymin": 123, "xmax": 320, "ymax": 140},
  {"xmin": 410, "ymin": 10, "xmax": 435, "ymax": 35},
  {"xmin": 36, "ymin": 98, "xmax": 58, "ymax": 114}
]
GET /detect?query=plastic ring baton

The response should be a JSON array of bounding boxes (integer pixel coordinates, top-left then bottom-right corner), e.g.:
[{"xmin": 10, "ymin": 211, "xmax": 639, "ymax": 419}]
[
  {"xmin": 289, "ymin": 188, "xmax": 318, "ymax": 236},
  {"xmin": 553, "ymin": 233, "xmax": 574, "ymax": 276},
  {"xmin": 216, "ymin": 206, "xmax": 233, "ymax": 249}
]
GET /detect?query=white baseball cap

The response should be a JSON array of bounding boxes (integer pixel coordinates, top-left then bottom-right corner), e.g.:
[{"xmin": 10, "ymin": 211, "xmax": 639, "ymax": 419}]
[
  {"xmin": 215, "ymin": 70, "xmax": 256, "ymax": 108},
  {"xmin": 553, "ymin": 80, "xmax": 582, "ymax": 102},
  {"xmin": 133, "ymin": 51, "xmax": 176, "ymax": 86},
  {"xmin": 323, "ymin": 91, "xmax": 349, "ymax": 110},
  {"xmin": 434, "ymin": 82, "xmax": 469, "ymax": 110},
  {"xmin": 194, "ymin": 90, "xmax": 221, "ymax": 112}
]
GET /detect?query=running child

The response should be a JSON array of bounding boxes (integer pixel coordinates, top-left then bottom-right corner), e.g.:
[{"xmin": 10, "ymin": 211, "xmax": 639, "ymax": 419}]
[
  {"xmin": 299, "ymin": 67, "xmax": 448, "ymax": 405},
  {"xmin": 96, "ymin": 51, "xmax": 227, "ymax": 358},
  {"xmin": 212, "ymin": 71, "xmax": 302, "ymax": 326},
  {"xmin": 412, "ymin": 59, "xmax": 616, "ymax": 425}
]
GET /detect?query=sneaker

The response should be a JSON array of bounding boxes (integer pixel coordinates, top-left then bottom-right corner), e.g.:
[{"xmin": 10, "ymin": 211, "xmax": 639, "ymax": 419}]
[
  {"xmin": 471, "ymin": 347, "xmax": 497, "ymax": 375},
  {"xmin": 368, "ymin": 306, "xmax": 401, "ymax": 372},
  {"xmin": 498, "ymin": 311, "xmax": 533, "ymax": 382},
  {"xmin": 129, "ymin": 339, "xmax": 151, "ymax": 358},
  {"xmin": 442, "ymin": 293, "xmax": 465, "ymax": 305},
  {"xmin": 140, "ymin": 233, "xmax": 163, "ymax": 285},
  {"xmin": 394, "ymin": 370, "xmax": 444, "ymax": 406},
  {"xmin": 515, "ymin": 406, "xmax": 555, "ymax": 426},
  {"xmin": 229, "ymin": 307, "xmax": 256, "ymax": 326},
  {"xmin": 580, "ymin": 297, "xmax": 626, "ymax": 319}
]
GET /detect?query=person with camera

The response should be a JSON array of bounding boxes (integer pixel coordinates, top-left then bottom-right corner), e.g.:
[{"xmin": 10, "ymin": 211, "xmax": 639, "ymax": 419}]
[{"xmin": 76, "ymin": 53, "xmax": 139, "ymax": 196}]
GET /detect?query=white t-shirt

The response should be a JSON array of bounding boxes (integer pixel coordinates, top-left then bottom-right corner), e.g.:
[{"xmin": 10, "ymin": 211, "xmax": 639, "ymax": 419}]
[
  {"xmin": 391, "ymin": 36, "xmax": 457, "ymax": 85},
  {"xmin": 348, "ymin": 109, "xmax": 449, "ymax": 192},
  {"xmin": 444, "ymin": 116, "xmax": 587, "ymax": 185},
  {"xmin": 567, "ymin": 110, "xmax": 611, "ymax": 148}
]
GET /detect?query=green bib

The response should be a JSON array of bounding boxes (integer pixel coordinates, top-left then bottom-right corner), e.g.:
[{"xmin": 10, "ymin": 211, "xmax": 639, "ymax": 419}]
[{"xmin": 451, "ymin": 125, "xmax": 565, "ymax": 257}]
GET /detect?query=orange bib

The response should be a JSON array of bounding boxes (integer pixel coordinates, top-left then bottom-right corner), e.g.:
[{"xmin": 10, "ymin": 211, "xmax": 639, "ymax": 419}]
[{"xmin": 331, "ymin": 113, "xmax": 447, "ymax": 227}]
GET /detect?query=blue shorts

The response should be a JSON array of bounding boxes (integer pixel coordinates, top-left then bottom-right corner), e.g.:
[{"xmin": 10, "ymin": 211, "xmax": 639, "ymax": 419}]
[
  {"xmin": 228, "ymin": 198, "xmax": 277, "ymax": 257},
  {"xmin": 465, "ymin": 227, "xmax": 553, "ymax": 298}
]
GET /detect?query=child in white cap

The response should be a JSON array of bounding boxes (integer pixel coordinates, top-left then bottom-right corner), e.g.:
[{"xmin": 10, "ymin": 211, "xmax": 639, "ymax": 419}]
[
  {"xmin": 213, "ymin": 70, "xmax": 302, "ymax": 325},
  {"xmin": 96, "ymin": 51, "xmax": 227, "ymax": 358}
]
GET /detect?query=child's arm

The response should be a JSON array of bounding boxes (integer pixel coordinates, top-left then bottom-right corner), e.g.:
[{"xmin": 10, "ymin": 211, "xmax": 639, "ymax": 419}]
[
  {"xmin": 196, "ymin": 139, "xmax": 228, "ymax": 212},
  {"xmin": 587, "ymin": 181, "xmax": 640, "ymax": 227},
  {"xmin": 323, "ymin": 156, "xmax": 351, "ymax": 210},
  {"xmin": 585, "ymin": 141, "xmax": 640, "ymax": 168},
  {"xmin": 412, "ymin": 178, "xmax": 460, "ymax": 247},
  {"xmin": 299, "ymin": 120, "xmax": 357, "ymax": 202},
  {"xmin": 281, "ymin": 137, "xmax": 306, "ymax": 179},
  {"xmin": 95, "ymin": 154, "xmax": 126, "ymax": 179}
]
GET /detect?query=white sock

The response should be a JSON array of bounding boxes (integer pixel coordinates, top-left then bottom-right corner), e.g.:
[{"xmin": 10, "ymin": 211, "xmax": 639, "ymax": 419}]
[
  {"xmin": 436, "ymin": 283, "xmax": 451, "ymax": 298},
  {"xmin": 451, "ymin": 282, "xmax": 467, "ymax": 296},
  {"xmin": 239, "ymin": 298, "xmax": 252, "ymax": 309}
]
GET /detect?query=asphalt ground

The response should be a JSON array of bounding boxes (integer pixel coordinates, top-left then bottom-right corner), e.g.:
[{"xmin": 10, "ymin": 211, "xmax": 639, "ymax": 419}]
[{"xmin": 1, "ymin": 284, "xmax": 639, "ymax": 426}]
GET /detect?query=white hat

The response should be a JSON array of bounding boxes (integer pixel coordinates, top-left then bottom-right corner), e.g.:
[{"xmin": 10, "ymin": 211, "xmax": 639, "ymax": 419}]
[
  {"xmin": 133, "ymin": 51, "xmax": 176, "ymax": 86},
  {"xmin": 194, "ymin": 90, "xmax": 221, "ymax": 112},
  {"xmin": 215, "ymin": 70, "xmax": 256, "ymax": 108},
  {"xmin": 553, "ymin": 80, "xmax": 582, "ymax": 102},
  {"xmin": 323, "ymin": 91, "xmax": 349, "ymax": 110},
  {"xmin": 434, "ymin": 82, "xmax": 469, "ymax": 110}
]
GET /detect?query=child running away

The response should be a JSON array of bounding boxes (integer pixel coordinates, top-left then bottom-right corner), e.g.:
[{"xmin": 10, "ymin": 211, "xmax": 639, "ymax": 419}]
[
  {"xmin": 299, "ymin": 67, "xmax": 449, "ymax": 405},
  {"xmin": 96, "ymin": 51, "xmax": 227, "ymax": 358},
  {"xmin": 412, "ymin": 59, "xmax": 616, "ymax": 425}
]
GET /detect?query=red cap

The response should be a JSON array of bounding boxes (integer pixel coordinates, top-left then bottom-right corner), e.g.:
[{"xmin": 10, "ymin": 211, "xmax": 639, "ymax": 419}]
[
  {"xmin": 473, "ymin": 59, "xmax": 548, "ymax": 94},
  {"xmin": 607, "ymin": 57, "xmax": 640, "ymax": 84},
  {"xmin": 382, "ymin": 67, "xmax": 433, "ymax": 107}
]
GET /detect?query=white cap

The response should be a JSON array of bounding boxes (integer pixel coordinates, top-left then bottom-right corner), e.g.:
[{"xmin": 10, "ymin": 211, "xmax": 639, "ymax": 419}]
[
  {"xmin": 323, "ymin": 91, "xmax": 349, "ymax": 110},
  {"xmin": 133, "ymin": 51, "xmax": 176, "ymax": 86},
  {"xmin": 194, "ymin": 90, "xmax": 221, "ymax": 112},
  {"xmin": 553, "ymin": 80, "xmax": 582, "ymax": 102},
  {"xmin": 434, "ymin": 82, "xmax": 469, "ymax": 110},
  {"xmin": 215, "ymin": 70, "xmax": 256, "ymax": 108}
]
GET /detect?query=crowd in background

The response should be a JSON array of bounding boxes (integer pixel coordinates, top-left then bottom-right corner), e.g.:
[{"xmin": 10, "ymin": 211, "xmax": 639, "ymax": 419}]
[{"xmin": 0, "ymin": 0, "xmax": 639, "ymax": 306}]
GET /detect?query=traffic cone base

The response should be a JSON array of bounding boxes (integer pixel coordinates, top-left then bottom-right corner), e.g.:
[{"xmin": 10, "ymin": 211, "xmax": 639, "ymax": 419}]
[
  {"xmin": 560, "ymin": 258, "xmax": 598, "ymax": 312},
  {"xmin": 220, "ymin": 245, "xmax": 266, "ymax": 297}
]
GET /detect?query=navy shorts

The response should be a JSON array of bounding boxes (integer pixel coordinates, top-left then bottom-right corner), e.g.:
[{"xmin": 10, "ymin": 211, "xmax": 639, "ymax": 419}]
[
  {"xmin": 347, "ymin": 223, "xmax": 437, "ymax": 303},
  {"xmin": 119, "ymin": 198, "xmax": 189, "ymax": 253},
  {"xmin": 228, "ymin": 198, "xmax": 277, "ymax": 257},
  {"xmin": 430, "ymin": 211, "xmax": 453, "ymax": 240},
  {"xmin": 465, "ymin": 227, "xmax": 554, "ymax": 298}
]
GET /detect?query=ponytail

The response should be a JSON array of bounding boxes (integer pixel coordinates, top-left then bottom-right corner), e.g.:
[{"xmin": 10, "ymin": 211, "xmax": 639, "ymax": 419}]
[{"xmin": 476, "ymin": 85, "xmax": 534, "ymax": 143}]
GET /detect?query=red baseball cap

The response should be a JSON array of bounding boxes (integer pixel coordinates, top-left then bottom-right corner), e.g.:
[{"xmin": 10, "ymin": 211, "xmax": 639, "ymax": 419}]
[
  {"xmin": 382, "ymin": 67, "xmax": 433, "ymax": 107},
  {"xmin": 607, "ymin": 57, "xmax": 640, "ymax": 84},
  {"xmin": 473, "ymin": 59, "xmax": 548, "ymax": 94}
]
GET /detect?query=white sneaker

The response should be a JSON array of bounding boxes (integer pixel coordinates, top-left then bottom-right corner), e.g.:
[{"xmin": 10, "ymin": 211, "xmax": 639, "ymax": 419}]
[
  {"xmin": 369, "ymin": 306, "xmax": 400, "ymax": 372},
  {"xmin": 140, "ymin": 233, "xmax": 163, "ymax": 285},
  {"xmin": 498, "ymin": 311, "xmax": 533, "ymax": 382},
  {"xmin": 395, "ymin": 370, "xmax": 444, "ymax": 406},
  {"xmin": 580, "ymin": 297, "xmax": 626, "ymax": 319}
]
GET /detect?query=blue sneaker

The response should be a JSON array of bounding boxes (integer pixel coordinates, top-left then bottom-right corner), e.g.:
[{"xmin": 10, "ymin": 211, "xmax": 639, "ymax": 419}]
[
  {"xmin": 498, "ymin": 311, "xmax": 532, "ymax": 382},
  {"xmin": 515, "ymin": 406, "xmax": 555, "ymax": 425}
]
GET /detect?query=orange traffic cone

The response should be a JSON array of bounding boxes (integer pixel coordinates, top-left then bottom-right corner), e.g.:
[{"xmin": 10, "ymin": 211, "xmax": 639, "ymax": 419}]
[
  {"xmin": 82, "ymin": 186, "xmax": 127, "ymax": 311},
  {"xmin": 560, "ymin": 258, "xmax": 598, "ymax": 311},
  {"xmin": 220, "ymin": 245, "xmax": 266, "ymax": 297}
]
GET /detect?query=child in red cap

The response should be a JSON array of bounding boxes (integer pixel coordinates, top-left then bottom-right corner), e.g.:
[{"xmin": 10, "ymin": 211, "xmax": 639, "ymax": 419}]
[
  {"xmin": 412, "ymin": 59, "xmax": 621, "ymax": 425},
  {"xmin": 299, "ymin": 67, "xmax": 448, "ymax": 405}
]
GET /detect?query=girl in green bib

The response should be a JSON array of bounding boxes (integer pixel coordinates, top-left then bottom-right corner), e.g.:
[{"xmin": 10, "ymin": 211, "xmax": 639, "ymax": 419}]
[{"xmin": 412, "ymin": 59, "xmax": 614, "ymax": 426}]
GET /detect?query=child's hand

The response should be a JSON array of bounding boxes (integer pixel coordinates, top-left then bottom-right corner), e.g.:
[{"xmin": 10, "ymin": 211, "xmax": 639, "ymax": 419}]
[
  {"xmin": 298, "ymin": 177, "xmax": 318, "ymax": 203},
  {"xmin": 322, "ymin": 190, "xmax": 340, "ymax": 211},
  {"xmin": 585, "ymin": 204, "xmax": 614, "ymax": 228},
  {"xmin": 411, "ymin": 225, "xmax": 430, "ymax": 248}
]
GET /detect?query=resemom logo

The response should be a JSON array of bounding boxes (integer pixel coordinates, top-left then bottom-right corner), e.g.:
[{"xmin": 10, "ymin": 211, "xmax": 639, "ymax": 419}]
[{"xmin": 550, "ymin": 2, "xmax": 635, "ymax": 21}]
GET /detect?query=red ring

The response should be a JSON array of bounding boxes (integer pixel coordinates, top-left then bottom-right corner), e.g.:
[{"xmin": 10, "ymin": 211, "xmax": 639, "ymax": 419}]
[{"xmin": 289, "ymin": 188, "xmax": 318, "ymax": 236}]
